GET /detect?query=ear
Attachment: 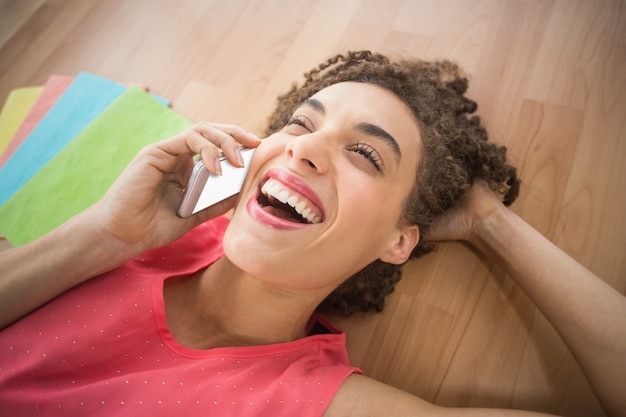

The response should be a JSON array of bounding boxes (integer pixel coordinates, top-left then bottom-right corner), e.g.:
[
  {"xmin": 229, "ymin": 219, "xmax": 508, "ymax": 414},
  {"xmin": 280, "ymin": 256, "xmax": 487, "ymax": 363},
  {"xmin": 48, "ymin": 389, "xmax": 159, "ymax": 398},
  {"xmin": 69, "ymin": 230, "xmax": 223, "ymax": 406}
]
[{"xmin": 379, "ymin": 224, "xmax": 420, "ymax": 265}]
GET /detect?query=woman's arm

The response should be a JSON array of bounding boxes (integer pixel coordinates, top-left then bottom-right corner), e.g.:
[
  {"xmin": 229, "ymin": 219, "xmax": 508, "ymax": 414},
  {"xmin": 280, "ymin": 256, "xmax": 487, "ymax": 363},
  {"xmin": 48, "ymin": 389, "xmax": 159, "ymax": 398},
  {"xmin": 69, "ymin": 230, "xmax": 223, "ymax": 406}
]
[
  {"xmin": 428, "ymin": 181, "xmax": 626, "ymax": 417},
  {"xmin": 0, "ymin": 122, "xmax": 261, "ymax": 329},
  {"xmin": 0, "ymin": 205, "xmax": 138, "ymax": 329},
  {"xmin": 327, "ymin": 181, "xmax": 624, "ymax": 417},
  {"xmin": 326, "ymin": 374, "xmax": 556, "ymax": 417}
]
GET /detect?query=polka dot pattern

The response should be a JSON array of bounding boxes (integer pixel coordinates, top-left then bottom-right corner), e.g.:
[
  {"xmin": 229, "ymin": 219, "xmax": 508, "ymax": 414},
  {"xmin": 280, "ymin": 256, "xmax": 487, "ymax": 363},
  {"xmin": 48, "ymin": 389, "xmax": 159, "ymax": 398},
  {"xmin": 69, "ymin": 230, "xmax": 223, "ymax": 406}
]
[{"xmin": 0, "ymin": 218, "xmax": 361, "ymax": 416}]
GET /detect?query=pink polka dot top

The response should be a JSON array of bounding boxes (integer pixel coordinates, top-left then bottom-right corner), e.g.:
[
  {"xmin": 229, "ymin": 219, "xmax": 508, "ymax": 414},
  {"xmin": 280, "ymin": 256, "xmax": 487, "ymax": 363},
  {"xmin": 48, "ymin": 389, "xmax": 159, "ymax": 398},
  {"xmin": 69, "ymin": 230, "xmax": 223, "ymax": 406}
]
[{"xmin": 0, "ymin": 216, "xmax": 361, "ymax": 416}]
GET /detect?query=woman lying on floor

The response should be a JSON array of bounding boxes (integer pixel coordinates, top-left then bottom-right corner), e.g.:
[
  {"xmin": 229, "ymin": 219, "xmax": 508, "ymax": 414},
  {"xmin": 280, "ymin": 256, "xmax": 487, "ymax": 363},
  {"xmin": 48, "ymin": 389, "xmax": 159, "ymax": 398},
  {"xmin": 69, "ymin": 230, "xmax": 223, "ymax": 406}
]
[{"xmin": 1, "ymin": 51, "xmax": 624, "ymax": 417}]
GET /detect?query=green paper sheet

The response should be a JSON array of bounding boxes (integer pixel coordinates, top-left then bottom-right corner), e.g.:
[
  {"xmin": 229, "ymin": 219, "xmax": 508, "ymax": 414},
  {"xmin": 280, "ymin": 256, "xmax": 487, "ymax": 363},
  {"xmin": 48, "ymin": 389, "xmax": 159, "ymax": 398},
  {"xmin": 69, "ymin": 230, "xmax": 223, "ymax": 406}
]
[{"xmin": 0, "ymin": 87, "xmax": 191, "ymax": 245}]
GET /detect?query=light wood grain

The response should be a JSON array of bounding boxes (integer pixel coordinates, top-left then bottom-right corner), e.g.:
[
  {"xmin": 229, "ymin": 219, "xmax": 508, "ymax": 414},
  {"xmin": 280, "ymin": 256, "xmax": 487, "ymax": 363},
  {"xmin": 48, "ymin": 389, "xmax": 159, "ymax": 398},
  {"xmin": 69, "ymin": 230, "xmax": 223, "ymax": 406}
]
[{"xmin": 1, "ymin": 0, "xmax": 624, "ymax": 415}]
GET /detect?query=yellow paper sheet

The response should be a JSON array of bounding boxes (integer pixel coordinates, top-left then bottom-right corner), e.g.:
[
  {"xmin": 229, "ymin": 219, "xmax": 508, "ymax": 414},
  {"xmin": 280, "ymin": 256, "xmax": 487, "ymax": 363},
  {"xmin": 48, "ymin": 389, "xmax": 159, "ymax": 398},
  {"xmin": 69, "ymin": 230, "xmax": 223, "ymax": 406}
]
[{"xmin": 0, "ymin": 86, "xmax": 43, "ymax": 157}]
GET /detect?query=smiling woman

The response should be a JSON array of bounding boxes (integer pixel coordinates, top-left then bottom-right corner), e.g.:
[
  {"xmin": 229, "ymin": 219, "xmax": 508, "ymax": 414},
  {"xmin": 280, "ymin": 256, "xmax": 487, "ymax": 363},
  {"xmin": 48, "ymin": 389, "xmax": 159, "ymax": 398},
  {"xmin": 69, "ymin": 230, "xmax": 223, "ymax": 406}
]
[
  {"xmin": 0, "ymin": 51, "xmax": 625, "ymax": 417},
  {"xmin": 264, "ymin": 51, "xmax": 519, "ymax": 316},
  {"xmin": 225, "ymin": 80, "xmax": 423, "ymax": 298}
]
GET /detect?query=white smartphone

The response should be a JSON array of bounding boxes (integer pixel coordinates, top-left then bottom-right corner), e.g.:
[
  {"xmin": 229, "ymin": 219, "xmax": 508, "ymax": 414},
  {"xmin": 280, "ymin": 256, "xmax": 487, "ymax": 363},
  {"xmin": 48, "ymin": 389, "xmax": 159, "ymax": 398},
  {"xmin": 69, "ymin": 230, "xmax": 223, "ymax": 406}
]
[{"xmin": 176, "ymin": 148, "xmax": 256, "ymax": 218}]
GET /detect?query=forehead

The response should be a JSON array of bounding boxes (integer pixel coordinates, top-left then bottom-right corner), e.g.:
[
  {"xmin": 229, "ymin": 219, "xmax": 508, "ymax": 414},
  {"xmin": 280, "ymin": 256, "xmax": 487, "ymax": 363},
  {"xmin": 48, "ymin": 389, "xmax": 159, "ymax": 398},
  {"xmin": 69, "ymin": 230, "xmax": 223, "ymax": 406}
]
[
  {"xmin": 310, "ymin": 81, "xmax": 418, "ymax": 127},
  {"xmin": 310, "ymin": 81, "xmax": 407, "ymax": 112}
]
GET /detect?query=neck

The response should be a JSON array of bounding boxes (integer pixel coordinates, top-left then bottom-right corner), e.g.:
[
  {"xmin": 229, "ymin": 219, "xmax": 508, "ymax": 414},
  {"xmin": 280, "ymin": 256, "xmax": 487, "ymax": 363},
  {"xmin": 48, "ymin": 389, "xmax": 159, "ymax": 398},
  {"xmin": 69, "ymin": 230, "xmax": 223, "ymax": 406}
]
[{"xmin": 164, "ymin": 256, "xmax": 329, "ymax": 350}]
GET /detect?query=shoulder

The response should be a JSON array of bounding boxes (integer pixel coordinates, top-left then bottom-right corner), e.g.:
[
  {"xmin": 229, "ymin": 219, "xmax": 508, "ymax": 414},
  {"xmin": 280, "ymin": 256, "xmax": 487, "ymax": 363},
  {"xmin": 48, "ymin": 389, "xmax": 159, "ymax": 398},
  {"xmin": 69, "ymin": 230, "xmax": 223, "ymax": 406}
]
[
  {"xmin": 323, "ymin": 374, "xmax": 436, "ymax": 417},
  {"xmin": 323, "ymin": 374, "xmax": 557, "ymax": 417}
]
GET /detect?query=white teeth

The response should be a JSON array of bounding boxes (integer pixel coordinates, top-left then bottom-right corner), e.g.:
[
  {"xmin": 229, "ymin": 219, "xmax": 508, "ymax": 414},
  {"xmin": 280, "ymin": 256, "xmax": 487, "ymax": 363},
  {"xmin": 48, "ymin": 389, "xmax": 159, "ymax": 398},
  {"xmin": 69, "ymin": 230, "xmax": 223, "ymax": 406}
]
[
  {"xmin": 260, "ymin": 178, "xmax": 321, "ymax": 224},
  {"xmin": 276, "ymin": 190, "xmax": 289, "ymax": 204}
]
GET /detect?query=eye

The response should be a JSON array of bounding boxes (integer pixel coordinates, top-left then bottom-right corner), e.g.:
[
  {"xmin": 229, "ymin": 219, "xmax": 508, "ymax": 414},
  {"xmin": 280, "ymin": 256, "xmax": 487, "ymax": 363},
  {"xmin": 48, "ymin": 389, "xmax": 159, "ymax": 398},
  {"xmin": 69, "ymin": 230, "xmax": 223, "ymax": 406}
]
[
  {"xmin": 348, "ymin": 142, "xmax": 384, "ymax": 172},
  {"xmin": 285, "ymin": 115, "xmax": 313, "ymax": 133}
]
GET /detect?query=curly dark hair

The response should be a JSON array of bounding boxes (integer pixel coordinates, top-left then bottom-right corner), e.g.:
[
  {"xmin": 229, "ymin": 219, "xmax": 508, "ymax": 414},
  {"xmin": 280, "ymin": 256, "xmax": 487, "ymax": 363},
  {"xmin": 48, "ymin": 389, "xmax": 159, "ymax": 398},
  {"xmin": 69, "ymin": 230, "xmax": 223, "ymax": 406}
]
[{"xmin": 265, "ymin": 51, "xmax": 520, "ymax": 316}]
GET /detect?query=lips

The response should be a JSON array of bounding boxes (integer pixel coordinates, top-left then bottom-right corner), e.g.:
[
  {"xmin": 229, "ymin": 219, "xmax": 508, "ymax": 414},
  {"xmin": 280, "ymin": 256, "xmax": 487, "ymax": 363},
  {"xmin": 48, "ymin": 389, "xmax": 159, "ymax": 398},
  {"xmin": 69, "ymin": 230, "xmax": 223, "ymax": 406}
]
[{"xmin": 246, "ymin": 169, "xmax": 325, "ymax": 229}]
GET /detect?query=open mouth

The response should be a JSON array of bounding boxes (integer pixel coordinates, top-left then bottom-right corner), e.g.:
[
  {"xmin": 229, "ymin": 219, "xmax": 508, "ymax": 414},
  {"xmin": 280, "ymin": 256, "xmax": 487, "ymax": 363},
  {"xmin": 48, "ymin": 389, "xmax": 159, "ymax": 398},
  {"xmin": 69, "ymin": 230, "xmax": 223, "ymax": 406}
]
[{"xmin": 257, "ymin": 178, "xmax": 323, "ymax": 224}]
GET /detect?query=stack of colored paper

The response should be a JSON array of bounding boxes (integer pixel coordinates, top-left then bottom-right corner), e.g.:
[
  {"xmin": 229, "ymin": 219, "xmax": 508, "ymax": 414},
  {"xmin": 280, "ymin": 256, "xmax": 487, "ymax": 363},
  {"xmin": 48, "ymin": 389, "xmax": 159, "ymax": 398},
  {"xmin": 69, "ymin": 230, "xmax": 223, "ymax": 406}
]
[{"xmin": 0, "ymin": 73, "xmax": 192, "ymax": 246}]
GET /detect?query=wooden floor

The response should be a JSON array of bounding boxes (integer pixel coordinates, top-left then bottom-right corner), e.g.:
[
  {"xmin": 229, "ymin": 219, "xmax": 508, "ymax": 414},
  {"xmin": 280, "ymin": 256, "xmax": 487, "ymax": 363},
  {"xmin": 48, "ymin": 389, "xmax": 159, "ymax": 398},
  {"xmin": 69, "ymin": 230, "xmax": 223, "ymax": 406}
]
[{"xmin": 1, "ymin": 0, "xmax": 625, "ymax": 415}]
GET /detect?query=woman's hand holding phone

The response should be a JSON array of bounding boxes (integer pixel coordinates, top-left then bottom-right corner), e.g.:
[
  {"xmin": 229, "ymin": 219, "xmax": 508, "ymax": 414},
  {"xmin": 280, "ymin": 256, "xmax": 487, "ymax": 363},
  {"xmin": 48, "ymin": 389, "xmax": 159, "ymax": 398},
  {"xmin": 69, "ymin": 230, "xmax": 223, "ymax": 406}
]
[{"xmin": 91, "ymin": 123, "xmax": 261, "ymax": 259}]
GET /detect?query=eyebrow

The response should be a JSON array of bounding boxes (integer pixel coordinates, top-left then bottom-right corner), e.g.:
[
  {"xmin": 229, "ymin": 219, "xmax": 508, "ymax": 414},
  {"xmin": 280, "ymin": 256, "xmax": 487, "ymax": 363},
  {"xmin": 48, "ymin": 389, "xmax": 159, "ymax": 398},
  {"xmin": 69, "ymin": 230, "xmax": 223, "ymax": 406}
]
[
  {"xmin": 298, "ymin": 98, "xmax": 402, "ymax": 161},
  {"xmin": 300, "ymin": 98, "xmax": 326, "ymax": 115}
]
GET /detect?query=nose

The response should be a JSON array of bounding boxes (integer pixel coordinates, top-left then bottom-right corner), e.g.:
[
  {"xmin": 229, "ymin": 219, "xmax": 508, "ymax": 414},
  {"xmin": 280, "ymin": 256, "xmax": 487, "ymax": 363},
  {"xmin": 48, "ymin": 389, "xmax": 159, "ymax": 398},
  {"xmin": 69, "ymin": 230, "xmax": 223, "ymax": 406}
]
[{"xmin": 285, "ymin": 134, "xmax": 330, "ymax": 174}]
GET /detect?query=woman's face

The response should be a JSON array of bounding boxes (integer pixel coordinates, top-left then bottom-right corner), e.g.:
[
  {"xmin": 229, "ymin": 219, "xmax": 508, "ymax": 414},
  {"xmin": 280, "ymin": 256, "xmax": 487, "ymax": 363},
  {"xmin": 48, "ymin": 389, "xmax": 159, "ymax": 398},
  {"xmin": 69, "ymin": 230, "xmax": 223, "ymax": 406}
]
[{"xmin": 224, "ymin": 82, "xmax": 421, "ymax": 292}]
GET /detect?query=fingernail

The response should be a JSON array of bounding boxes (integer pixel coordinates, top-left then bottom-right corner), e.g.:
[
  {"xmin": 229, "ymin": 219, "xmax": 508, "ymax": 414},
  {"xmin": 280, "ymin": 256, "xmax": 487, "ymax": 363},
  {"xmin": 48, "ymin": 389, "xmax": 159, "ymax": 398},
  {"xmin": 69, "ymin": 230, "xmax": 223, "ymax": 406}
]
[
  {"xmin": 234, "ymin": 147, "xmax": 244, "ymax": 167},
  {"xmin": 214, "ymin": 156, "xmax": 222, "ymax": 175}
]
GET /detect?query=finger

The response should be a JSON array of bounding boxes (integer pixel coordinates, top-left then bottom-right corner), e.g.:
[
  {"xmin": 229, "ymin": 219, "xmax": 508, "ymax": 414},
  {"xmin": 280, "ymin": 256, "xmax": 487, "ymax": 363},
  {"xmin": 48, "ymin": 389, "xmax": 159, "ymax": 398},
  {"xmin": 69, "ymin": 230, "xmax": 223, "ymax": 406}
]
[
  {"xmin": 153, "ymin": 128, "xmax": 212, "ymax": 158},
  {"xmin": 206, "ymin": 122, "xmax": 262, "ymax": 148},
  {"xmin": 149, "ymin": 123, "xmax": 259, "ymax": 178},
  {"xmin": 194, "ymin": 122, "xmax": 261, "ymax": 168},
  {"xmin": 151, "ymin": 128, "xmax": 221, "ymax": 175}
]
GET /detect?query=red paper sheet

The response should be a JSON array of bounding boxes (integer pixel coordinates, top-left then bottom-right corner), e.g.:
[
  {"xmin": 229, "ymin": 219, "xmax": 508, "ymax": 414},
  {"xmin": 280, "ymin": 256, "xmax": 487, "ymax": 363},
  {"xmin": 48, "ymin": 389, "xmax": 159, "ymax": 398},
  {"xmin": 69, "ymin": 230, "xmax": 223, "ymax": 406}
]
[{"xmin": 0, "ymin": 75, "xmax": 74, "ymax": 168}]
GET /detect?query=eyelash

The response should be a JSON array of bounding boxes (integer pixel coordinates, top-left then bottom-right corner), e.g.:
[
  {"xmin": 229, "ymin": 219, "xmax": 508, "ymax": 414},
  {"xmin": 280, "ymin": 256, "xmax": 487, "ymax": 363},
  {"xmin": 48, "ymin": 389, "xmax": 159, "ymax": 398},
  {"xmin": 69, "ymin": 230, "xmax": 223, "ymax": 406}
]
[
  {"xmin": 286, "ymin": 115, "xmax": 384, "ymax": 172},
  {"xmin": 350, "ymin": 142, "xmax": 383, "ymax": 172},
  {"xmin": 286, "ymin": 115, "xmax": 310, "ymax": 130}
]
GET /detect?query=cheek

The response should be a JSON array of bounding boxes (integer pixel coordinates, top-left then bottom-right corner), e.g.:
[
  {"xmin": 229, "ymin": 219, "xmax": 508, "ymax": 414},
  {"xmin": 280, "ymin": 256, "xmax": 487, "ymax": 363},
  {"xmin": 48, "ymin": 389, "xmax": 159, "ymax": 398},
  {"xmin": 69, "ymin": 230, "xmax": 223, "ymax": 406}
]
[
  {"xmin": 337, "ymin": 176, "xmax": 402, "ymax": 228},
  {"xmin": 244, "ymin": 140, "xmax": 278, "ymax": 177},
  {"xmin": 331, "ymin": 184, "xmax": 401, "ymax": 254}
]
